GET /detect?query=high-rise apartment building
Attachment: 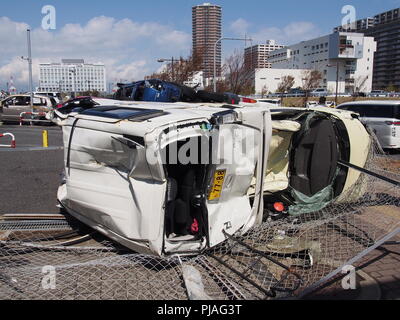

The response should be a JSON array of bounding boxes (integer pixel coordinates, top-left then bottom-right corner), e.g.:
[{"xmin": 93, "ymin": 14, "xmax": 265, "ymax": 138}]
[
  {"xmin": 38, "ymin": 59, "xmax": 106, "ymax": 93},
  {"xmin": 192, "ymin": 3, "xmax": 222, "ymax": 78},
  {"xmin": 244, "ymin": 40, "xmax": 285, "ymax": 70},
  {"xmin": 334, "ymin": 8, "xmax": 400, "ymax": 90}
]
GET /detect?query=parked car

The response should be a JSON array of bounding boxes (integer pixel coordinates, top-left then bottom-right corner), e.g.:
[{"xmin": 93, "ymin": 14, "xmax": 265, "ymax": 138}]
[
  {"xmin": 48, "ymin": 98, "xmax": 371, "ymax": 256},
  {"xmin": 337, "ymin": 100, "xmax": 400, "ymax": 149},
  {"xmin": 310, "ymin": 88, "xmax": 329, "ymax": 97},
  {"xmin": 288, "ymin": 88, "xmax": 306, "ymax": 97},
  {"xmin": 0, "ymin": 94, "xmax": 57, "ymax": 123},
  {"xmin": 367, "ymin": 90, "xmax": 388, "ymax": 97},
  {"xmin": 33, "ymin": 92, "xmax": 62, "ymax": 103}
]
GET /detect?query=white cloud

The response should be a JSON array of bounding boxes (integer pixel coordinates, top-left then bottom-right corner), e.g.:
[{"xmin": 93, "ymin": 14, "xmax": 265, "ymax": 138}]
[
  {"xmin": 230, "ymin": 18, "xmax": 250, "ymax": 36},
  {"xmin": 0, "ymin": 16, "xmax": 191, "ymax": 90},
  {"xmin": 226, "ymin": 18, "xmax": 321, "ymax": 48},
  {"xmin": 249, "ymin": 21, "xmax": 322, "ymax": 45}
]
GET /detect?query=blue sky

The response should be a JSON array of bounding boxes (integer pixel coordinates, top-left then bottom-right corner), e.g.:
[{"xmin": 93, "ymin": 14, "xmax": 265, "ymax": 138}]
[
  {"xmin": 2, "ymin": 0, "xmax": 398, "ymax": 32},
  {"xmin": 0, "ymin": 0, "xmax": 399, "ymax": 90}
]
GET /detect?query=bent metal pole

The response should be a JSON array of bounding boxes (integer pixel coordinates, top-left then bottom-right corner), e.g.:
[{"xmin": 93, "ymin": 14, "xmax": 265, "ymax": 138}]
[{"xmin": 338, "ymin": 160, "xmax": 400, "ymax": 187}]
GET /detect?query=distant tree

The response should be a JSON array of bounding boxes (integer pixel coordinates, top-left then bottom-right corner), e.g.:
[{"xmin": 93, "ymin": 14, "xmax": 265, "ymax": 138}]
[
  {"xmin": 277, "ymin": 75, "xmax": 295, "ymax": 105},
  {"xmin": 79, "ymin": 90, "xmax": 100, "ymax": 97},
  {"xmin": 301, "ymin": 70, "xmax": 323, "ymax": 106},
  {"xmin": 147, "ymin": 52, "xmax": 203, "ymax": 85},
  {"xmin": 385, "ymin": 84, "xmax": 398, "ymax": 93},
  {"xmin": 206, "ymin": 50, "xmax": 254, "ymax": 95}
]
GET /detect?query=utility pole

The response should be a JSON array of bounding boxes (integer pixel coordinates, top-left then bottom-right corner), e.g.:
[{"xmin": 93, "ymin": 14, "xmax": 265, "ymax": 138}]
[
  {"xmin": 157, "ymin": 58, "xmax": 179, "ymax": 82},
  {"xmin": 213, "ymin": 37, "xmax": 252, "ymax": 92},
  {"xmin": 27, "ymin": 29, "xmax": 33, "ymax": 113},
  {"xmin": 69, "ymin": 68, "xmax": 76, "ymax": 98},
  {"xmin": 327, "ymin": 62, "xmax": 340, "ymax": 106},
  {"xmin": 335, "ymin": 61, "xmax": 339, "ymax": 106}
]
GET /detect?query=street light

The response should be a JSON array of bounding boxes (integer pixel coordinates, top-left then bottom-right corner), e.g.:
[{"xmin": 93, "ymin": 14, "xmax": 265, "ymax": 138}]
[
  {"xmin": 327, "ymin": 61, "xmax": 340, "ymax": 106},
  {"xmin": 69, "ymin": 68, "xmax": 77, "ymax": 98},
  {"xmin": 57, "ymin": 80, "xmax": 63, "ymax": 94},
  {"xmin": 213, "ymin": 36, "xmax": 252, "ymax": 92},
  {"xmin": 157, "ymin": 57, "xmax": 180, "ymax": 82},
  {"xmin": 21, "ymin": 29, "xmax": 34, "ymax": 113}
]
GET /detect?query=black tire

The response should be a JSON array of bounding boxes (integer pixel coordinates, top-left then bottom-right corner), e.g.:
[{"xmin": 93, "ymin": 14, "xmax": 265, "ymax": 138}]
[{"xmin": 196, "ymin": 90, "xmax": 226, "ymax": 103}]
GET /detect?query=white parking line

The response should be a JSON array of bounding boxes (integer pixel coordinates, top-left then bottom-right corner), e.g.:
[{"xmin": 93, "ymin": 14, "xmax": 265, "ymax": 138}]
[{"xmin": 0, "ymin": 146, "xmax": 64, "ymax": 152}]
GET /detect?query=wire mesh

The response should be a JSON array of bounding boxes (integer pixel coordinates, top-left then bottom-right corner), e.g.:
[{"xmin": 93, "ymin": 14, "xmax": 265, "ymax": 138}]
[{"xmin": 0, "ymin": 141, "xmax": 399, "ymax": 300}]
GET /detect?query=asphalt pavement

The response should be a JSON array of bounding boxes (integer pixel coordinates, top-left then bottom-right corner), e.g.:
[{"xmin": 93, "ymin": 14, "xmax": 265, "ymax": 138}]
[{"xmin": 0, "ymin": 124, "xmax": 64, "ymax": 214}]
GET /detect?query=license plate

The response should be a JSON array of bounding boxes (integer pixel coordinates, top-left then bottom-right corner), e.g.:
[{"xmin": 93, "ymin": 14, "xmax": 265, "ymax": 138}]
[{"xmin": 208, "ymin": 169, "xmax": 226, "ymax": 201}]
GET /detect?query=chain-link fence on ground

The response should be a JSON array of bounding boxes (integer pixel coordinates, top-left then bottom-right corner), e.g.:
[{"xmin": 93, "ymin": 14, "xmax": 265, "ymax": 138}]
[{"xmin": 0, "ymin": 141, "xmax": 399, "ymax": 300}]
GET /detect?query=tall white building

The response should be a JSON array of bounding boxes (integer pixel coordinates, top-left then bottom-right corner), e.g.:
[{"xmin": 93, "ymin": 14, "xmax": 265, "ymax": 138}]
[
  {"xmin": 38, "ymin": 59, "xmax": 106, "ymax": 93},
  {"xmin": 269, "ymin": 32, "xmax": 377, "ymax": 94}
]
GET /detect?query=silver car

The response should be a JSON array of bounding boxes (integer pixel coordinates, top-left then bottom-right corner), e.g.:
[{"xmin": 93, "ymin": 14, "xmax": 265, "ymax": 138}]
[{"xmin": 0, "ymin": 94, "xmax": 56, "ymax": 123}]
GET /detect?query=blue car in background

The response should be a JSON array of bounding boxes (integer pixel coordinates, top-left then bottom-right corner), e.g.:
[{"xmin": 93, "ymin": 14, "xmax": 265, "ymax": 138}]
[
  {"xmin": 115, "ymin": 79, "xmax": 183, "ymax": 102},
  {"xmin": 114, "ymin": 79, "xmax": 241, "ymax": 104}
]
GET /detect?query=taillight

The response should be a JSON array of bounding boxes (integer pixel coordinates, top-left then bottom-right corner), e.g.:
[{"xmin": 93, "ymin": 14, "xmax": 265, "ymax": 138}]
[
  {"xmin": 385, "ymin": 121, "xmax": 400, "ymax": 125},
  {"xmin": 241, "ymin": 97, "xmax": 257, "ymax": 103},
  {"xmin": 56, "ymin": 103, "xmax": 63, "ymax": 109}
]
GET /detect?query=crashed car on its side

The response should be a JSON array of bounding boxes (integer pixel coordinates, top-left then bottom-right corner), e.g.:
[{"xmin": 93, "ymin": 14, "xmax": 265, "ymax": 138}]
[{"xmin": 48, "ymin": 100, "xmax": 371, "ymax": 257}]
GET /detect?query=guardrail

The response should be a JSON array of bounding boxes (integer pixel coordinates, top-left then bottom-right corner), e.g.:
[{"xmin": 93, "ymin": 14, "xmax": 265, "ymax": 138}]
[
  {"xmin": 0, "ymin": 132, "xmax": 16, "ymax": 148},
  {"xmin": 19, "ymin": 112, "xmax": 51, "ymax": 126}
]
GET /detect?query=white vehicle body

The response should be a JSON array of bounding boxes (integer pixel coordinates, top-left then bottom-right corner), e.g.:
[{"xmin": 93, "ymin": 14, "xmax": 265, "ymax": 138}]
[
  {"xmin": 33, "ymin": 92, "xmax": 61, "ymax": 103},
  {"xmin": 53, "ymin": 102, "xmax": 271, "ymax": 256},
  {"xmin": 338, "ymin": 100, "xmax": 400, "ymax": 149},
  {"xmin": 49, "ymin": 100, "xmax": 371, "ymax": 257}
]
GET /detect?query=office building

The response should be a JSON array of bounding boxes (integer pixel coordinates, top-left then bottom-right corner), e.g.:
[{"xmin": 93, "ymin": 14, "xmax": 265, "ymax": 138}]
[
  {"xmin": 38, "ymin": 59, "xmax": 107, "ymax": 93},
  {"xmin": 244, "ymin": 40, "xmax": 285, "ymax": 70},
  {"xmin": 335, "ymin": 8, "xmax": 400, "ymax": 89},
  {"xmin": 268, "ymin": 32, "xmax": 377, "ymax": 94}
]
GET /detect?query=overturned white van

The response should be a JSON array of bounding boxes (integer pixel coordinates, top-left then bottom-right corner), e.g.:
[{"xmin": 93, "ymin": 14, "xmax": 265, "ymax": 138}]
[{"xmin": 49, "ymin": 101, "xmax": 371, "ymax": 256}]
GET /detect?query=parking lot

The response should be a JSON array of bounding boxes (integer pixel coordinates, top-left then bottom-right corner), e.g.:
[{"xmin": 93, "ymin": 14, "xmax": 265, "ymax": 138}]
[{"xmin": 0, "ymin": 124, "xmax": 63, "ymax": 214}]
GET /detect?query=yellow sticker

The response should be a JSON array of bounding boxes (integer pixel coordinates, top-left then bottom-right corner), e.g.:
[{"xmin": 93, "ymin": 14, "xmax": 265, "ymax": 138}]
[{"xmin": 208, "ymin": 169, "xmax": 226, "ymax": 201}]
